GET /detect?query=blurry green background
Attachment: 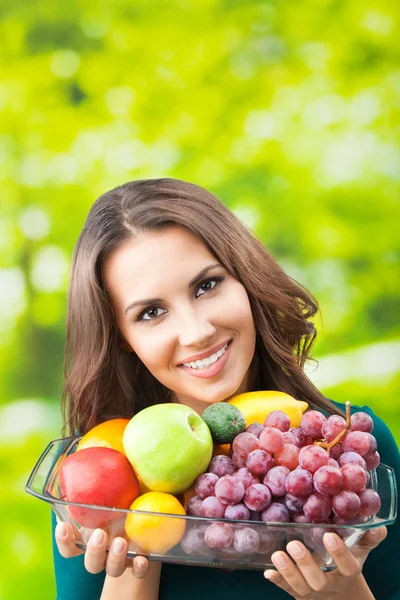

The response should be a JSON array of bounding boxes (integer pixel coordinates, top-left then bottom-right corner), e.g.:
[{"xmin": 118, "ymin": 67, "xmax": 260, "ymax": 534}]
[{"xmin": 1, "ymin": 0, "xmax": 399, "ymax": 597}]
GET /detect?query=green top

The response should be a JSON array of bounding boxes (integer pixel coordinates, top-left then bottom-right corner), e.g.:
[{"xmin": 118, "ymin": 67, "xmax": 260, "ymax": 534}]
[{"xmin": 51, "ymin": 401, "xmax": 400, "ymax": 600}]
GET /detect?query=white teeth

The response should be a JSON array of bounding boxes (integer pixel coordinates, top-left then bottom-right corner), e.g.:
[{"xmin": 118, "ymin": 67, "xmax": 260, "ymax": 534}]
[{"xmin": 183, "ymin": 343, "xmax": 228, "ymax": 369}]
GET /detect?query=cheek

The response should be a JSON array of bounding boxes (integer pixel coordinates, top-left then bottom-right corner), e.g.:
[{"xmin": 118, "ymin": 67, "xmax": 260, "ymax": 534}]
[
  {"xmin": 129, "ymin": 334, "xmax": 172, "ymax": 370},
  {"xmin": 224, "ymin": 286, "xmax": 255, "ymax": 334}
]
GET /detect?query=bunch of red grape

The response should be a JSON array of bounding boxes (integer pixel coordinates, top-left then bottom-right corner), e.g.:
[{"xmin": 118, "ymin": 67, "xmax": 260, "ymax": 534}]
[{"xmin": 181, "ymin": 409, "xmax": 381, "ymax": 556}]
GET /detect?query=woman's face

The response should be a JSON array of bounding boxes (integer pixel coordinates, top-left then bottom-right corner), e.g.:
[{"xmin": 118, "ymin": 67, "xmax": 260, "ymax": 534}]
[{"xmin": 104, "ymin": 226, "xmax": 257, "ymax": 414}]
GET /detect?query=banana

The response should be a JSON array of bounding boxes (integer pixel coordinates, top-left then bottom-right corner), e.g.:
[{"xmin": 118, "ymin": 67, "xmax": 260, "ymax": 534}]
[{"xmin": 227, "ymin": 390, "xmax": 308, "ymax": 428}]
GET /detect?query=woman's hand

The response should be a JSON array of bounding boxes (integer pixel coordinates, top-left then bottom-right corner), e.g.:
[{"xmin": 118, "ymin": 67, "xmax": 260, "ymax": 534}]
[
  {"xmin": 263, "ymin": 526, "xmax": 387, "ymax": 599},
  {"xmin": 55, "ymin": 522, "xmax": 150, "ymax": 579}
]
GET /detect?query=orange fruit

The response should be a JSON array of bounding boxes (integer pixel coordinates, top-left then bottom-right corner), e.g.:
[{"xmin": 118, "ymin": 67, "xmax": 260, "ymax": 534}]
[
  {"xmin": 77, "ymin": 418, "xmax": 130, "ymax": 455},
  {"xmin": 125, "ymin": 492, "xmax": 186, "ymax": 554},
  {"xmin": 212, "ymin": 443, "xmax": 231, "ymax": 458}
]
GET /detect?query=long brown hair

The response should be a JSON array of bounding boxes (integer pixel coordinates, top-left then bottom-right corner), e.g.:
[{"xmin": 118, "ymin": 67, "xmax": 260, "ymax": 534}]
[{"xmin": 62, "ymin": 178, "xmax": 343, "ymax": 435}]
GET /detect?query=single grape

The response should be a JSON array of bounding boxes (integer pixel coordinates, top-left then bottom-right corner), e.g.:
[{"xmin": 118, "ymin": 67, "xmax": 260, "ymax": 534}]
[
  {"xmin": 243, "ymin": 483, "xmax": 272, "ymax": 512},
  {"xmin": 364, "ymin": 434, "xmax": 377, "ymax": 457},
  {"xmin": 322, "ymin": 415, "xmax": 347, "ymax": 442},
  {"xmin": 246, "ymin": 422, "xmax": 265, "ymax": 437},
  {"xmin": 200, "ymin": 496, "xmax": 226, "ymax": 518},
  {"xmin": 358, "ymin": 489, "xmax": 381, "ymax": 518},
  {"xmin": 215, "ymin": 475, "xmax": 245, "ymax": 505},
  {"xmin": 341, "ymin": 463, "xmax": 367, "ymax": 493},
  {"xmin": 263, "ymin": 465, "xmax": 290, "ymax": 496},
  {"xmin": 282, "ymin": 431, "xmax": 300, "ymax": 446},
  {"xmin": 233, "ymin": 526, "xmax": 261, "ymax": 554},
  {"xmin": 285, "ymin": 467, "xmax": 314, "ymax": 497},
  {"xmin": 293, "ymin": 512, "xmax": 310, "ymax": 524},
  {"xmin": 195, "ymin": 472, "xmax": 219, "ymax": 499},
  {"xmin": 208, "ymin": 455, "xmax": 235, "ymax": 477},
  {"xmin": 313, "ymin": 465, "xmax": 343, "ymax": 496},
  {"xmin": 265, "ymin": 411, "xmax": 290, "ymax": 432},
  {"xmin": 364, "ymin": 451, "xmax": 380, "ymax": 470},
  {"xmin": 328, "ymin": 458, "xmax": 340, "ymax": 469},
  {"xmin": 186, "ymin": 495, "xmax": 203, "ymax": 517},
  {"xmin": 338, "ymin": 451, "xmax": 367, "ymax": 469},
  {"xmin": 299, "ymin": 445, "xmax": 329, "ymax": 473},
  {"xmin": 232, "ymin": 432, "xmax": 260, "ymax": 458},
  {"xmin": 289, "ymin": 427, "xmax": 306, "ymax": 447},
  {"xmin": 274, "ymin": 444, "xmax": 300, "ymax": 470},
  {"xmin": 261, "ymin": 502, "xmax": 290, "ymax": 523},
  {"xmin": 332, "ymin": 490, "xmax": 361, "ymax": 519},
  {"xmin": 342, "ymin": 431, "xmax": 371, "ymax": 456},
  {"xmin": 232, "ymin": 452, "xmax": 247, "ymax": 469},
  {"xmin": 224, "ymin": 503, "xmax": 251, "ymax": 521},
  {"xmin": 232, "ymin": 468, "xmax": 259, "ymax": 488},
  {"xmin": 302, "ymin": 435, "xmax": 314, "ymax": 447},
  {"xmin": 283, "ymin": 493, "xmax": 306, "ymax": 512},
  {"xmin": 350, "ymin": 412, "xmax": 373, "ymax": 433},
  {"xmin": 300, "ymin": 410, "xmax": 327, "ymax": 439},
  {"xmin": 204, "ymin": 522, "xmax": 234, "ymax": 549},
  {"xmin": 246, "ymin": 449, "xmax": 273, "ymax": 478},
  {"xmin": 181, "ymin": 528, "xmax": 208, "ymax": 554},
  {"xmin": 329, "ymin": 444, "xmax": 343, "ymax": 460},
  {"xmin": 255, "ymin": 528, "xmax": 276, "ymax": 553},
  {"xmin": 303, "ymin": 493, "xmax": 332, "ymax": 522},
  {"xmin": 259, "ymin": 427, "xmax": 284, "ymax": 454}
]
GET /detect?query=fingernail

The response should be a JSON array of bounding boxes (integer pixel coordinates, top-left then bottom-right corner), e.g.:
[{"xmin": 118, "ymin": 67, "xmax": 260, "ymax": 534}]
[
  {"xmin": 272, "ymin": 553, "xmax": 288, "ymax": 569},
  {"xmin": 111, "ymin": 538, "xmax": 125, "ymax": 554},
  {"xmin": 56, "ymin": 523, "xmax": 67, "ymax": 539},
  {"xmin": 137, "ymin": 558, "xmax": 146, "ymax": 569},
  {"xmin": 91, "ymin": 529, "xmax": 105, "ymax": 547},
  {"xmin": 288, "ymin": 542, "xmax": 305, "ymax": 559},
  {"xmin": 264, "ymin": 570, "xmax": 276, "ymax": 580},
  {"xmin": 369, "ymin": 528, "xmax": 379, "ymax": 537},
  {"xmin": 324, "ymin": 533, "xmax": 338, "ymax": 550}
]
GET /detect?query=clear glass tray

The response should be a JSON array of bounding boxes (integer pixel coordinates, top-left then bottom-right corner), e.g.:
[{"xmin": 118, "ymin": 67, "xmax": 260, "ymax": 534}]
[{"xmin": 26, "ymin": 437, "xmax": 398, "ymax": 572}]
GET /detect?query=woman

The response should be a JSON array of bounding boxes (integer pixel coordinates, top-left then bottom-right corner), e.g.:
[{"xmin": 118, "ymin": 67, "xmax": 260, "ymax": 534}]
[{"xmin": 54, "ymin": 178, "xmax": 400, "ymax": 599}]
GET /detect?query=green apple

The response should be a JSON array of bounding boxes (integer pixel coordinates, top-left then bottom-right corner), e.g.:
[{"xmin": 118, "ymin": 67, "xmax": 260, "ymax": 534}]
[{"xmin": 123, "ymin": 403, "xmax": 213, "ymax": 494}]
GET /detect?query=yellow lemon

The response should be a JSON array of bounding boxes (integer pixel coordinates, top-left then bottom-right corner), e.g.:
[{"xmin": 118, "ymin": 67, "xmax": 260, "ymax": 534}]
[{"xmin": 227, "ymin": 391, "xmax": 308, "ymax": 428}]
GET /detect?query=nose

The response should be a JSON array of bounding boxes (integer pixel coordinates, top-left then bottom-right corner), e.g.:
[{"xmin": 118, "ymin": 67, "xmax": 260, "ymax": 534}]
[{"xmin": 177, "ymin": 308, "xmax": 216, "ymax": 348}]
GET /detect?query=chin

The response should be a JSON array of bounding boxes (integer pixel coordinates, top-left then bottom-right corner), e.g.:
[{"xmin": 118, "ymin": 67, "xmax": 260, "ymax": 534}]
[{"xmin": 196, "ymin": 383, "xmax": 243, "ymax": 405}]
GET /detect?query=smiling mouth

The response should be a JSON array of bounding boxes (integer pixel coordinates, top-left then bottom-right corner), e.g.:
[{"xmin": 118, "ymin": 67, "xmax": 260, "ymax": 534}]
[{"xmin": 181, "ymin": 340, "xmax": 232, "ymax": 370}]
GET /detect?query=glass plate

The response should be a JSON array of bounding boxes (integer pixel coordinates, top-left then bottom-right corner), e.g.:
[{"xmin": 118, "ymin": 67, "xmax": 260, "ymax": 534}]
[{"xmin": 26, "ymin": 437, "xmax": 397, "ymax": 572}]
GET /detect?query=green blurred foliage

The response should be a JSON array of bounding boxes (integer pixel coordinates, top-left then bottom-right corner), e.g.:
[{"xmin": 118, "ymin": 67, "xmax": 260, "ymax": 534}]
[{"xmin": 1, "ymin": 0, "xmax": 399, "ymax": 598}]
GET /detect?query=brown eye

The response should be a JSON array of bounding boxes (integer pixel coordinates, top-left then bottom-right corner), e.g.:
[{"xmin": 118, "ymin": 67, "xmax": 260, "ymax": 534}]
[
  {"xmin": 195, "ymin": 277, "xmax": 223, "ymax": 298},
  {"xmin": 137, "ymin": 307, "xmax": 167, "ymax": 322}
]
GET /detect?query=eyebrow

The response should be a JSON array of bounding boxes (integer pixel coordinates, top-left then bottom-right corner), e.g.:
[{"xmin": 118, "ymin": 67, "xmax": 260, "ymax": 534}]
[{"xmin": 124, "ymin": 263, "xmax": 223, "ymax": 315}]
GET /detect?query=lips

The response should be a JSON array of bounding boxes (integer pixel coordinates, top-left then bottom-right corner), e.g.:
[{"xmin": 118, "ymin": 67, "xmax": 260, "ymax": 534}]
[{"xmin": 177, "ymin": 339, "xmax": 232, "ymax": 366}]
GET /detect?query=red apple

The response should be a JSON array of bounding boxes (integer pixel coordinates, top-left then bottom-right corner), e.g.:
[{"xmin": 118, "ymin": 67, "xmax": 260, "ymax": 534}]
[{"xmin": 59, "ymin": 447, "xmax": 140, "ymax": 528}]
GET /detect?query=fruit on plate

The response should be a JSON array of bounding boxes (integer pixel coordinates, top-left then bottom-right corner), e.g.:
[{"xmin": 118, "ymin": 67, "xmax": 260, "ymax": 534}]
[
  {"xmin": 123, "ymin": 403, "xmax": 213, "ymax": 494},
  {"xmin": 76, "ymin": 418, "xmax": 130, "ymax": 455},
  {"xmin": 227, "ymin": 391, "xmax": 308, "ymax": 428},
  {"xmin": 201, "ymin": 402, "xmax": 246, "ymax": 443},
  {"xmin": 125, "ymin": 492, "xmax": 186, "ymax": 553},
  {"xmin": 59, "ymin": 447, "xmax": 140, "ymax": 528},
  {"xmin": 211, "ymin": 443, "xmax": 231, "ymax": 458},
  {"xmin": 186, "ymin": 403, "xmax": 381, "ymax": 555}
]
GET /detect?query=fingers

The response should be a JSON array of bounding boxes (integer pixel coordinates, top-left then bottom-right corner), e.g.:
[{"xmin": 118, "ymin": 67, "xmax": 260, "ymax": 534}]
[
  {"xmin": 132, "ymin": 556, "xmax": 150, "ymax": 579},
  {"xmin": 351, "ymin": 526, "xmax": 387, "ymax": 566},
  {"xmin": 84, "ymin": 529, "xmax": 108, "ymax": 573},
  {"xmin": 266, "ymin": 547, "xmax": 313, "ymax": 596},
  {"xmin": 361, "ymin": 526, "xmax": 387, "ymax": 548},
  {"xmin": 55, "ymin": 522, "xmax": 83, "ymax": 558},
  {"xmin": 105, "ymin": 538, "xmax": 130, "ymax": 578}
]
